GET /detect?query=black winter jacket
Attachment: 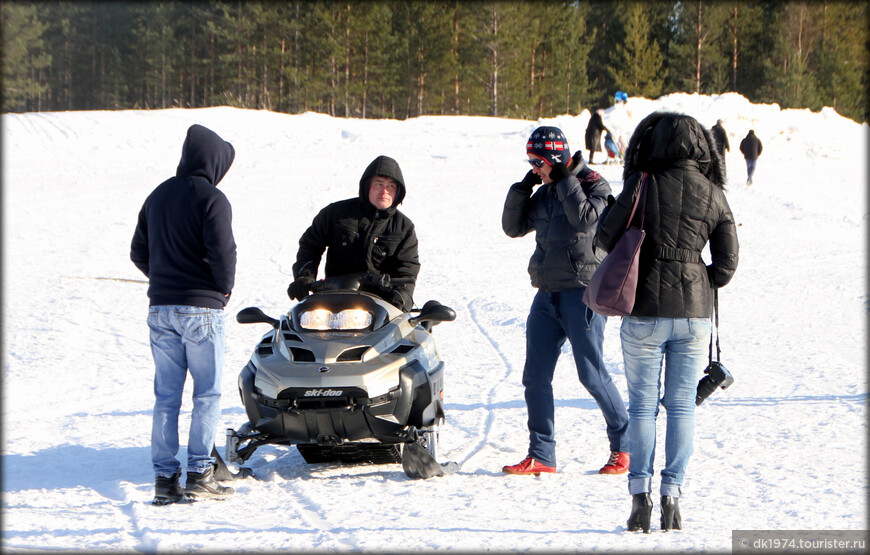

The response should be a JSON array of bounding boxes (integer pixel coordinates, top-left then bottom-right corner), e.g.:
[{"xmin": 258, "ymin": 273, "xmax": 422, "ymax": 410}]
[
  {"xmin": 594, "ymin": 112, "xmax": 739, "ymax": 318},
  {"xmin": 503, "ymin": 152, "xmax": 611, "ymax": 291},
  {"xmin": 131, "ymin": 124, "xmax": 237, "ymax": 309},
  {"xmin": 292, "ymin": 155, "xmax": 420, "ymax": 311},
  {"xmin": 711, "ymin": 123, "xmax": 729, "ymax": 155},
  {"xmin": 739, "ymin": 131, "xmax": 763, "ymax": 160},
  {"xmin": 585, "ymin": 113, "xmax": 609, "ymax": 152}
]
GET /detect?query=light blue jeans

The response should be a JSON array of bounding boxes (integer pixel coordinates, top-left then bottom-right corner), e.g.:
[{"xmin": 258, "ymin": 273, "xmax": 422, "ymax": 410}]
[
  {"xmin": 746, "ymin": 158, "xmax": 757, "ymax": 183},
  {"xmin": 621, "ymin": 316, "xmax": 711, "ymax": 498},
  {"xmin": 148, "ymin": 305, "xmax": 225, "ymax": 477}
]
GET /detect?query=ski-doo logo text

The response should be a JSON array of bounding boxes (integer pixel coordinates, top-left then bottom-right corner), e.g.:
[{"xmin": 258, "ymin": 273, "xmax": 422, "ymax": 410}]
[{"xmin": 303, "ymin": 389, "xmax": 343, "ymax": 397}]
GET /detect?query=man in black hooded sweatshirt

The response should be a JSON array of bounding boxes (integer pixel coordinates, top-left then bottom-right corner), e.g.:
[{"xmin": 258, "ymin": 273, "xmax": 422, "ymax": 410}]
[
  {"xmin": 288, "ymin": 155, "xmax": 420, "ymax": 311},
  {"xmin": 131, "ymin": 124, "xmax": 237, "ymax": 505}
]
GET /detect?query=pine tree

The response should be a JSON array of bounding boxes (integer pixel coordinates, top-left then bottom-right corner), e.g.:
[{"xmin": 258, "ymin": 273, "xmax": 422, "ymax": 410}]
[
  {"xmin": 1, "ymin": 2, "xmax": 51, "ymax": 111},
  {"xmin": 764, "ymin": 2, "xmax": 824, "ymax": 111},
  {"xmin": 2, "ymin": 0, "xmax": 865, "ymax": 122},
  {"xmin": 607, "ymin": 3, "xmax": 665, "ymax": 99},
  {"xmin": 542, "ymin": 1, "xmax": 594, "ymax": 115},
  {"xmin": 667, "ymin": 0, "xmax": 728, "ymax": 94},
  {"xmin": 809, "ymin": 2, "xmax": 868, "ymax": 122},
  {"xmin": 717, "ymin": 1, "xmax": 764, "ymax": 93}
]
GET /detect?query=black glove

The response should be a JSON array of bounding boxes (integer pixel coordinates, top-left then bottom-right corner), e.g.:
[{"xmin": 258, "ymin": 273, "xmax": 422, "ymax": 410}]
[
  {"xmin": 288, "ymin": 276, "xmax": 314, "ymax": 300},
  {"xmin": 360, "ymin": 273, "xmax": 391, "ymax": 288},
  {"xmin": 548, "ymin": 163, "xmax": 570, "ymax": 183},
  {"xmin": 518, "ymin": 170, "xmax": 542, "ymax": 191}
]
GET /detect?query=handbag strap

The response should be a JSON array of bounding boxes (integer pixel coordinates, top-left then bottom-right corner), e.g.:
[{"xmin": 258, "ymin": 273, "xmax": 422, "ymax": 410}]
[
  {"xmin": 626, "ymin": 173, "xmax": 648, "ymax": 230},
  {"xmin": 708, "ymin": 288, "xmax": 721, "ymax": 363}
]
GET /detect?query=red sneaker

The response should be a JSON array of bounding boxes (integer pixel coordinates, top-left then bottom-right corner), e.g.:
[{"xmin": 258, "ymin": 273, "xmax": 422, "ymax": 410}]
[
  {"xmin": 599, "ymin": 451, "xmax": 629, "ymax": 474},
  {"xmin": 503, "ymin": 456, "xmax": 557, "ymax": 475}
]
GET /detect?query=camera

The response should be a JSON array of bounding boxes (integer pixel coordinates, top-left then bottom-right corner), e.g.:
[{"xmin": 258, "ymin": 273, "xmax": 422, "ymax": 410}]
[{"xmin": 695, "ymin": 361, "xmax": 734, "ymax": 406}]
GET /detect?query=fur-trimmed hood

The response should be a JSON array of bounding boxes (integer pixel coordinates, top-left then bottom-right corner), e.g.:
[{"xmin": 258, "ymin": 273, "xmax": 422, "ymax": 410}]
[{"xmin": 622, "ymin": 112, "xmax": 726, "ymax": 188}]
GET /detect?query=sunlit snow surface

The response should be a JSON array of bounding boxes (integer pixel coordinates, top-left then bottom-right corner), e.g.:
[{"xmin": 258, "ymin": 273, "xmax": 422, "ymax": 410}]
[{"xmin": 2, "ymin": 93, "xmax": 867, "ymax": 552}]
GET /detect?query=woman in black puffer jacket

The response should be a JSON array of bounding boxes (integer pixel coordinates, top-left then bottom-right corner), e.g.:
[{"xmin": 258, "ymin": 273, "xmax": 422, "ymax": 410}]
[{"xmin": 594, "ymin": 112, "xmax": 739, "ymax": 533}]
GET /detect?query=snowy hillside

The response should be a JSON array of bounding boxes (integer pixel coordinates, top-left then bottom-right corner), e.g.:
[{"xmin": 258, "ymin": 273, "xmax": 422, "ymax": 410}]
[{"xmin": 2, "ymin": 93, "xmax": 867, "ymax": 552}]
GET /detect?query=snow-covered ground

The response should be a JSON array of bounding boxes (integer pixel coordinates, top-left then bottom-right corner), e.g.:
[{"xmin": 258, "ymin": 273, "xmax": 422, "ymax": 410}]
[{"xmin": 2, "ymin": 93, "xmax": 867, "ymax": 552}]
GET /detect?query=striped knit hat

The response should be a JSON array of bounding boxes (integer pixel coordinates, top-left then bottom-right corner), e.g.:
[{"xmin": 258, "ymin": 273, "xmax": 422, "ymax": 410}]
[{"xmin": 526, "ymin": 126, "xmax": 570, "ymax": 166}]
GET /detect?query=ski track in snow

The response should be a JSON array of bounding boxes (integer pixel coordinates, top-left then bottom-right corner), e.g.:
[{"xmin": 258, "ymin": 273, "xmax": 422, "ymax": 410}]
[
  {"xmin": 2, "ymin": 97, "xmax": 867, "ymax": 552},
  {"xmin": 283, "ymin": 479, "xmax": 359, "ymax": 550},
  {"xmin": 455, "ymin": 297, "xmax": 519, "ymax": 468}
]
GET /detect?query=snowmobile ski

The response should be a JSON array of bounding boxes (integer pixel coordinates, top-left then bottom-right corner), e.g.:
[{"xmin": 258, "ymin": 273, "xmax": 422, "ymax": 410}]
[
  {"xmin": 402, "ymin": 441, "xmax": 460, "ymax": 479},
  {"xmin": 211, "ymin": 446, "xmax": 252, "ymax": 481}
]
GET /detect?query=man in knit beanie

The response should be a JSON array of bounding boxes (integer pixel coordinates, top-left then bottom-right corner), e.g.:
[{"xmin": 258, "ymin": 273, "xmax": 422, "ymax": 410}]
[
  {"xmin": 501, "ymin": 125, "xmax": 630, "ymax": 477},
  {"xmin": 526, "ymin": 126, "xmax": 571, "ymax": 166}
]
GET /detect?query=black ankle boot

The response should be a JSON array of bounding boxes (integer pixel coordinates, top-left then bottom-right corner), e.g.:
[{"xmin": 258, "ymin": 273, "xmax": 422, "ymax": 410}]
[
  {"xmin": 660, "ymin": 495, "xmax": 682, "ymax": 531},
  {"xmin": 184, "ymin": 466, "xmax": 235, "ymax": 501},
  {"xmin": 627, "ymin": 493, "xmax": 652, "ymax": 533},
  {"xmin": 153, "ymin": 472, "xmax": 183, "ymax": 506}
]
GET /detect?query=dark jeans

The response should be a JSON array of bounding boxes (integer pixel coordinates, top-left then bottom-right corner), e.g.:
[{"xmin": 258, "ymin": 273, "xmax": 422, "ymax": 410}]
[{"xmin": 522, "ymin": 288, "xmax": 629, "ymax": 467}]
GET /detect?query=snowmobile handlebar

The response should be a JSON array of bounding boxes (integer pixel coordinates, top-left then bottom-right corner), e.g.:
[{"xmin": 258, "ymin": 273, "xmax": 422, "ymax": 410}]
[{"xmin": 309, "ymin": 273, "xmax": 414, "ymax": 293}]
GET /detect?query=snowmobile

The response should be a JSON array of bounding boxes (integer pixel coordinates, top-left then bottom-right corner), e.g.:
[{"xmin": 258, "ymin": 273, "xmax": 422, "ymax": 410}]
[{"xmin": 223, "ymin": 274, "xmax": 459, "ymax": 479}]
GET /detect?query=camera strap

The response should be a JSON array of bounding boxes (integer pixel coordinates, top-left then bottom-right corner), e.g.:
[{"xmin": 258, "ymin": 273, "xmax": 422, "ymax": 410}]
[{"xmin": 708, "ymin": 288, "xmax": 721, "ymax": 364}]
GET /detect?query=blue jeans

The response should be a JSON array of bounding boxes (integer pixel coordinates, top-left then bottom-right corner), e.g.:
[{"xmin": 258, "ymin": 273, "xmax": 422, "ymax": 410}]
[
  {"xmin": 746, "ymin": 158, "xmax": 757, "ymax": 183},
  {"xmin": 147, "ymin": 305, "xmax": 225, "ymax": 477},
  {"xmin": 522, "ymin": 288, "xmax": 629, "ymax": 467},
  {"xmin": 621, "ymin": 317, "xmax": 711, "ymax": 498}
]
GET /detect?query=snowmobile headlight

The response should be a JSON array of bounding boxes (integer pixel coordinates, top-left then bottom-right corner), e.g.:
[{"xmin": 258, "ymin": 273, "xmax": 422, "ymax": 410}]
[
  {"xmin": 300, "ymin": 309, "xmax": 333, "ymax": 330},
  {"xmin": 332, "ymin": 309, "xmax": 373, "ymax": 330},
  {"xmin": 300, "ymin": 308, "xmax": 373, "ymax": 330}
]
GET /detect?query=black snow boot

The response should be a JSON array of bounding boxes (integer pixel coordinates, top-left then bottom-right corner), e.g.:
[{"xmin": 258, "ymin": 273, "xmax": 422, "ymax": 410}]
[
  {"xmin": 626, "ymin": 493, "xmax": 653, "ymax": 533},
  {"xmin": 152, "ymin": 472, "xmax": 183, "ymax": 506},
  {"xmin": 660, "ymin": 496, "xmax": 682, "ymax": 531},
  {"xmin": 184, "ymin": 465, "xmax": 235, "ymax": 501}
]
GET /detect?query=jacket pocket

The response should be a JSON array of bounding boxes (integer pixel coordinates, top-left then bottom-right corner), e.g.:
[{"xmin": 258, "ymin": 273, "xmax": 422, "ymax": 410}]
[
  {"xmin": 334, "ymin": 224, "xmax": 359, "ymax": 249},
  {"xmin": 371, "ymin": 235, "xmax": 400, "ymax": 266}
]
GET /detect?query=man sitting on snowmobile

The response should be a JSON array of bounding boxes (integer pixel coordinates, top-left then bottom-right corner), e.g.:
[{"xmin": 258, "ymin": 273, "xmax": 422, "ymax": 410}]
[{"xmin": 288, "ymin": 155, "xmax": 420, "ymax": 311}]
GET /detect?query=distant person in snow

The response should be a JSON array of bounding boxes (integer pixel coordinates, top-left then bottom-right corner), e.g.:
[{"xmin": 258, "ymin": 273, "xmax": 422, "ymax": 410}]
[
  {"xmin": 604, "ymin": 131, "xmax": 622, "ymax": 164},
  {"xmin": 711, "ymin": 119, "xmax": 730, "ymax": 169},
  {"xmin": 288, "ymin": 155, "xmax": 420, "ymax": 311},
  {"xmin": 594, "ymin": 112, "xmax": 739, "ymax": 533},
  {"xmin": 131, "ymin": 124, "xmax": 237, "ymax": 505},
  {"xmin": 501, "ymin": 126, "xmax": 630, "ymax": 478},
  {"xmin": 585, "ymin": 109, "xmax": 610, "ymax": 164},
  {"xmin": 739, "ymin": 129, "xmax": 763, "ymax": 185}
]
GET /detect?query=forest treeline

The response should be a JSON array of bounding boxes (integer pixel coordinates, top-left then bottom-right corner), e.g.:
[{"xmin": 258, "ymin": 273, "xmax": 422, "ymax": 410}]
[{"xmin": 2, "ymin": 1, "xmax": 868, "ymax": 122}]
